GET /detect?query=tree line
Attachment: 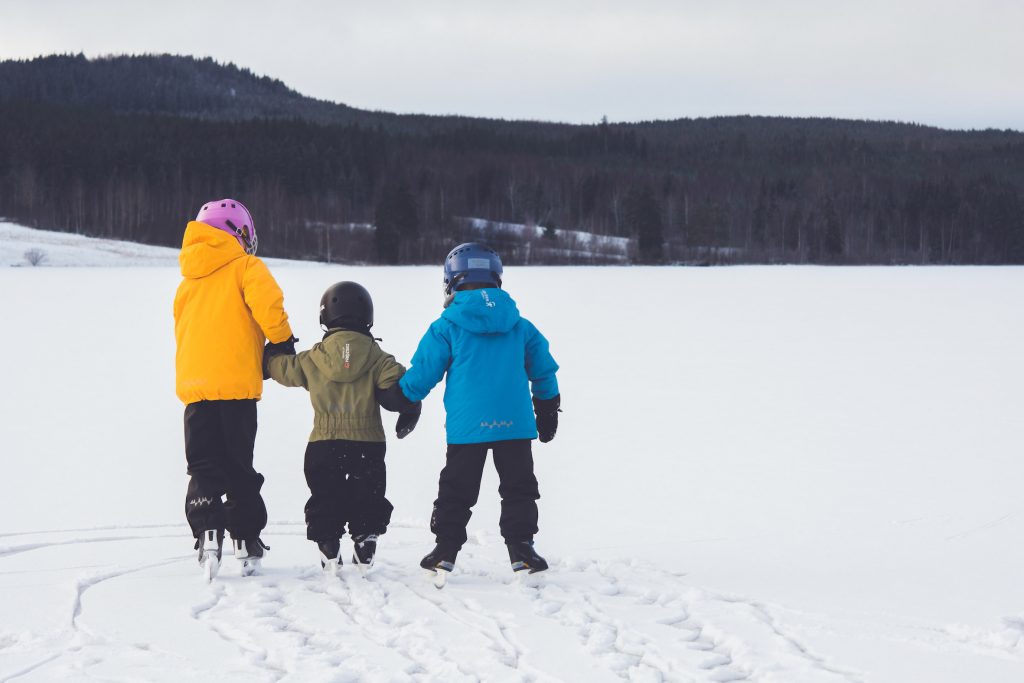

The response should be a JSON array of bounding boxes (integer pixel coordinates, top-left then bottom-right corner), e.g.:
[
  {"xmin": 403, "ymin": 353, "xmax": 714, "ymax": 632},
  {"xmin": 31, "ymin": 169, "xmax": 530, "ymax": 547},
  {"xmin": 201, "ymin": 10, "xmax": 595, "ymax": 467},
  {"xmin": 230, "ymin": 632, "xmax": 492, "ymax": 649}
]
[{"xmin": 1, "ymin": 55, "xmax": 1023, "ymax": 265}]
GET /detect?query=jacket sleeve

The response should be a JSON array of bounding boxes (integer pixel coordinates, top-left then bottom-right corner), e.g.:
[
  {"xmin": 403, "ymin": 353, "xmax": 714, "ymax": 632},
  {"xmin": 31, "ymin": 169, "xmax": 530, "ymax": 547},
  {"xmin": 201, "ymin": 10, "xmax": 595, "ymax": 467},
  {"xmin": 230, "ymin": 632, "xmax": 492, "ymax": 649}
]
[
  {"xmin": 268, "ymin": 351, "xmax": 310, "ymax": 389},
  {"xmin": 524, "ymin": 320, "xmax": 559, "ymax": 400},
  {"xmin": 374, "ymin": 351, "xmax": 407, "ymax": 390},
  {"xmin": 242, "ymin": 257, "xmax": 293, "ymax": 343},
  {"xmin": 398, "ymin": 320, "xmax": 452, "ymax": 402},
  {"xmin": 375, "ymin": 352, "xmax": 419, "ymax": 412}
]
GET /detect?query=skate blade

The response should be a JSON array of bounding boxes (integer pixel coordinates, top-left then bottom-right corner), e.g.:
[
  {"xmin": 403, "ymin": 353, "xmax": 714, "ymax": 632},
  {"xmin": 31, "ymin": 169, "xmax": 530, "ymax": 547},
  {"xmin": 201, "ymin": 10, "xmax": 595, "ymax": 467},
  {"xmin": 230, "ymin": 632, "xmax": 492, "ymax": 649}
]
[
  {"xmin": 425, "ymin": 567, "xmax": 451, "ymax": 589},
  {"xmin": 515, "ymin": 568, "xmax": 546, "ymax": 587},
  {"xmin": 239, "ymin": 557, "xmax": 261, "ymax": 577},
  {"xmin": 202, "ymin": 555, "xmax": 220, "ymax": 583}
]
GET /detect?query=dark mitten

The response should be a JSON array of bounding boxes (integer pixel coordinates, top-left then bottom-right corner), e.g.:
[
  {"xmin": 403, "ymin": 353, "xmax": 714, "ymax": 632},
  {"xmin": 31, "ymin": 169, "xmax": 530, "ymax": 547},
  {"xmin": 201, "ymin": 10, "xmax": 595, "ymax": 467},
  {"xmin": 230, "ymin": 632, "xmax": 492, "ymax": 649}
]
[
  {"xmin": 395, "ymin": 401, "xmax": 422, "ymax": 439},
  {"xmin": 262, "ymin": 336, "xmax": 298, "ymax": 379},
  {"xmin": 533, "ymin": 394, "xmax": 561, "ymax": 443}
]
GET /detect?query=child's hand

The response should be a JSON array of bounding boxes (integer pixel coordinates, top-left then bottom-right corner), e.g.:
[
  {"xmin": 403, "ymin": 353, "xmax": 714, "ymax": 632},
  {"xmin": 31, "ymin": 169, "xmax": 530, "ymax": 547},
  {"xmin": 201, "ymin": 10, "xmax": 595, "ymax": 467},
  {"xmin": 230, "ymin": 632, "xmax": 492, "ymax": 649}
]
[
  {"xmin": 396, "ymin": 402, "xmax": 422, "ymax": 439},
  {"xmin": 262, "ymin": 336, "xmax": 298, "ymax": 379},
  {"xmin": 533, "ymin": 395, "xmax": 561, "ymax": 443}
]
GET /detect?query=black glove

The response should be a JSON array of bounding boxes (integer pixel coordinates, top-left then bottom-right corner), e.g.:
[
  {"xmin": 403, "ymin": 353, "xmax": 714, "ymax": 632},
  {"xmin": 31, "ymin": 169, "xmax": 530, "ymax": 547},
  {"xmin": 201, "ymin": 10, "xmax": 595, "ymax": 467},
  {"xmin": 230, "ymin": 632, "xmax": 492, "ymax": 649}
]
[
  {"xmin": 395, "ymin": 402, "xmax": 422, "ymax": 439},
  {"xmin": 262, "ymin": 336, "xmax": 298, "ymax": 379},
  {"xmin": 533, "ymin": 394, "xmax": 561, "ymax": 443},
  {"xmin": 375, "ymin": 382, "xmax": 422, "ymax": 439}
]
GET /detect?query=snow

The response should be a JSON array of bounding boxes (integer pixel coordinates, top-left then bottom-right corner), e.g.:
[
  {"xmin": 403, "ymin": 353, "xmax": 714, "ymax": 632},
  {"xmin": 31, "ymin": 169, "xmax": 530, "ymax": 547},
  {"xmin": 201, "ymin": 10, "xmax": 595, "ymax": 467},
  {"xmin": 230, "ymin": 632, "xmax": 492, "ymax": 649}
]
[
  {"xmin": 463, "ymin": 217, "xmax": 632, "ymax": 262},
  {"xmin": 1, "ymin": 227, "xmax": 1023, "ymax": 681},
  {"xmin": 0, "ymin": 222, "xmax": 306, "ymax": 268},
  {"xmin": 0, "ymin": 221, "xmax": 181, "ymax": 267}
]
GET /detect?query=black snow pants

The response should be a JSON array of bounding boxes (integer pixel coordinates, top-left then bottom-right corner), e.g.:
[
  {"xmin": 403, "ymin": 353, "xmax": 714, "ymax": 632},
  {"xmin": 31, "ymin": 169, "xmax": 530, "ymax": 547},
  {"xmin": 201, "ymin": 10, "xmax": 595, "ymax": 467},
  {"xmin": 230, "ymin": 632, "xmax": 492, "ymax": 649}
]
[
  {"xmin": 431, "ymin": 439, "xmax": 540, "ymax": 548},
  {"xmin": 303, "ymin": 439, "xmax": 394, "ymax": 542},
  {"xmin": 184, "ymin": 399, "xmax": 267, "ymax": 540}
]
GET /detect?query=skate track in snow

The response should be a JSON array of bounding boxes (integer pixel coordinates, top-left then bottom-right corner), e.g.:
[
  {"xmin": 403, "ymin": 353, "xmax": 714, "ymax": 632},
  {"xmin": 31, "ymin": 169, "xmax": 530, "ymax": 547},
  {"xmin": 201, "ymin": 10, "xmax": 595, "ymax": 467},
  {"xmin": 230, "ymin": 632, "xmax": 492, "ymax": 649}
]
[{"xmin": 2, "ymin": 522, "xmax": 1021, "ymax": 682}]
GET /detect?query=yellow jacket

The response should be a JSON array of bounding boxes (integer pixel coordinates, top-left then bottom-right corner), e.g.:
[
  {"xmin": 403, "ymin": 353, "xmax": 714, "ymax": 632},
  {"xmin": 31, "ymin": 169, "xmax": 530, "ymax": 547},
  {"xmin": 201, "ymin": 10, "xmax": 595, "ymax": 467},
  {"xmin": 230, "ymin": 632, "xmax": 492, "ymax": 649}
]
[{"xmin": 174, "ymin": 221, "xmax": 293, "ymax": 404}]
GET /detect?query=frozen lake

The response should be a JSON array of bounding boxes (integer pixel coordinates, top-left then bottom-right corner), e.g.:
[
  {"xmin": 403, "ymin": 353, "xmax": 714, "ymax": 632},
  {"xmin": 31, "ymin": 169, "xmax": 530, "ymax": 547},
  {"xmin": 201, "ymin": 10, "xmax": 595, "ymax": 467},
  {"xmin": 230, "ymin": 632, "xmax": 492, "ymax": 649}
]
[{"xmin": 1, "ymin": 226, "xmax": 1022, "ymax": 681}]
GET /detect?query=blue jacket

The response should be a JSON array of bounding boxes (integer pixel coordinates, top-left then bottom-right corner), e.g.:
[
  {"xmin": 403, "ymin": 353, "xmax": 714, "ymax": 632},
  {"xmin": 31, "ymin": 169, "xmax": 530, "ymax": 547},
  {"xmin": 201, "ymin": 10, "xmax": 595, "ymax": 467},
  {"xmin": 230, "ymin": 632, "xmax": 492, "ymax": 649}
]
[{"xmin": 399, "ymin": 288, "xmax": 559, "ymax": 444}]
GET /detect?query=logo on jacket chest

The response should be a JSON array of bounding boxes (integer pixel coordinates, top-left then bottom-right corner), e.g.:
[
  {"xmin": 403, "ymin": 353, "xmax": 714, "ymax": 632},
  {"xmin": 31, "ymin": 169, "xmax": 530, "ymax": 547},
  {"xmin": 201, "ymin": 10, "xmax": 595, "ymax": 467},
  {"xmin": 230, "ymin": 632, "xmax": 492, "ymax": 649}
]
[{"xmin": 343, "ymin": 343, "xmax": 351, "ymax": 369}]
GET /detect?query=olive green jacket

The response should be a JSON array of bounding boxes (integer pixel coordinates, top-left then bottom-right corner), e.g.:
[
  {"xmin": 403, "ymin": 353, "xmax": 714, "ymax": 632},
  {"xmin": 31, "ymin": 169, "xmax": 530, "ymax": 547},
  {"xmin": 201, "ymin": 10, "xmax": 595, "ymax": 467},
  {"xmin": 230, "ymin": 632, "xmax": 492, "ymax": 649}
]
[{"xmin": 267, "ymin": 329, "xmax": 405, "ymax": 442}]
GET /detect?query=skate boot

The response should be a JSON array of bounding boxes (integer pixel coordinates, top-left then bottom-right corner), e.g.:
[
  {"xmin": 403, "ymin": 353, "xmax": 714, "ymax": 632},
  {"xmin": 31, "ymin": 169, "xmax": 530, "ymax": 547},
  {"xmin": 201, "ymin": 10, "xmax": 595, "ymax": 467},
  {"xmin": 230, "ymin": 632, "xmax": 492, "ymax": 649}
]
[
  {"xmin": 233, "ymin": 538, "xmax": 269, "ymax": 577},
  {"xmin": 317, "ymin": 539, "xmax": 342, "ymax": 576},
  {"xmin": 352, "ymin": 534, "xmax": 378, "ymax": 576},
  {"xmin": 196, "ymin": 529, "xmax": 224, "ymax": 583},
  {"xmin": 507, "ymin": 540, "xmax": 548, "ymax": 575},
  {"xmin": 420, "ymin": 543, "xmax": 459, "ymax": 589}
]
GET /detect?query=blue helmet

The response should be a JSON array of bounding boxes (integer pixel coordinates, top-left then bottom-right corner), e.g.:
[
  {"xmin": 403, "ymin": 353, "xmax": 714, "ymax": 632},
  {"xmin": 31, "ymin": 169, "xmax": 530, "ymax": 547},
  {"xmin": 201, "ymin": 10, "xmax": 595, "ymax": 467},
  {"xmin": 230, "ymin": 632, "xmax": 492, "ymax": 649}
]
[{"xmin": 443, "ymin": 242, "xmax": 503, "ymax": 307}]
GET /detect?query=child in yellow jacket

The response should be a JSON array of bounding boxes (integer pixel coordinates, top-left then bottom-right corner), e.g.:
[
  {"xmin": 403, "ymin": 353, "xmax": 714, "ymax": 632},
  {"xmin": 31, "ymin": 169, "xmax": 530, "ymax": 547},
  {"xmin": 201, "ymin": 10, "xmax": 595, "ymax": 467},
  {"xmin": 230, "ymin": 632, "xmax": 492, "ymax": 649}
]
[{"xmin": 173, "ymin": 198, "xmax": 293, "ymax": 580}]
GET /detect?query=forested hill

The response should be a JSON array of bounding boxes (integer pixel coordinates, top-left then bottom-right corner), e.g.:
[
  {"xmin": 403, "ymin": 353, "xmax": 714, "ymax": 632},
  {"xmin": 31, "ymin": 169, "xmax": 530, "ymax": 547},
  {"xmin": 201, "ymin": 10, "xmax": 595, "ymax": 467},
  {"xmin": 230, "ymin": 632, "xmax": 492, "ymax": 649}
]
[
  {"xmin": 0, "ymin": 54, "xmax": 562, "ymax": 134},
  {"xmin": 0, "ymin": 53, "xmax": 388, "ymax": 129},
  {"xmin": 2, "ymin": 53, "xmax": 1023, "ymax": 265}
]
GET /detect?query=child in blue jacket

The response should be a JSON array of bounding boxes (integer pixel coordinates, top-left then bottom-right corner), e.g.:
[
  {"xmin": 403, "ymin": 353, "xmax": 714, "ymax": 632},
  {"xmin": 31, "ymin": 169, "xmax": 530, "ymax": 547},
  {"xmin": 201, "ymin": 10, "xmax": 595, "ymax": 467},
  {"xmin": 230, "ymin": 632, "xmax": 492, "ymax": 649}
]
[{"xmin": 381, "ymin": 242, "xmax": 561, "ymax": 582}]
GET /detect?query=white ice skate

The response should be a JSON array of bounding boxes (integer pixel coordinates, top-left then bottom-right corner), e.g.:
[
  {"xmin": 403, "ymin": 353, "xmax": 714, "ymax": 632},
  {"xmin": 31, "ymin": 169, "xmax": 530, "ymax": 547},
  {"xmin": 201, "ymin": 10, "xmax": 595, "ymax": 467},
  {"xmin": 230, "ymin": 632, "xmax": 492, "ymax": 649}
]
[
  {"xmin": 233, "ymin": 538, "xmax": 268, "ymax": 577},
  {"xmin": 351, "ymin": 534, "xmax": 378, "ymax": 577},
  {"xmin": 197, "ymin": 529, "xmax": 223, "ymax": 583},
  {"xmin": 318, "ymin": 540, "xmax": 341, "ymax": 577},
  {"xmin": 420, "ymin": 543, "xmax": 458, "ymax": 589}
]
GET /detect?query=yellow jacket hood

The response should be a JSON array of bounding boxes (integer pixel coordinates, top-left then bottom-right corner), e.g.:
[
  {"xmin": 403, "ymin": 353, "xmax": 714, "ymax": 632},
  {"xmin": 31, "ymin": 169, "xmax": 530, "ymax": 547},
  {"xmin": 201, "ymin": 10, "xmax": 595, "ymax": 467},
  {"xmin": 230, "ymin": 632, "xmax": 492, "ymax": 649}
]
[{"xmin": 179, "ymin": 221, "xmax": 244, "ymax": 279}]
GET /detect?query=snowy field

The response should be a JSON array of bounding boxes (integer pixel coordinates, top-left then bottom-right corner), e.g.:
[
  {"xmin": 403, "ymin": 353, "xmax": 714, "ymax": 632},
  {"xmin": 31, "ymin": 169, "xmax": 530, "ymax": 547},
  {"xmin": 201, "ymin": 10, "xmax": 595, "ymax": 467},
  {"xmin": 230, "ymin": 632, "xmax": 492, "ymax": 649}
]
[
  {"xmin": 1, "ymin": 227, "xmax": 1023, "ymax": 682},
  {"xmin": 0, "ymin": 222, "xmax": 301, "ymax": 268}
]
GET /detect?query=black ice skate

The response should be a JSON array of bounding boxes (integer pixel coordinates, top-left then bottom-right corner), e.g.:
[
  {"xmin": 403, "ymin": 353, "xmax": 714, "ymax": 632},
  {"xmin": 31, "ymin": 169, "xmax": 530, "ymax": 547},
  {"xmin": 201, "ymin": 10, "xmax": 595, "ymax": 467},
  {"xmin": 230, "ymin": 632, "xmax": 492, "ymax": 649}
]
[
  {"xmin": 507, "ymin": 541, "xmax": 548, "ymax": 575},
  {"xmin": 351, "ymin": 534, "xmax": 378, "ymax": 576},
  {"xmin": 318, "ymin": 539, "xmax": 342, "ymax": 576},
  {"xmin": 420, "ymin": 543, "xmax": 459, "ymax": 589},
  {"xmin": 196, "ymin": 529, "xmax": 224, "ymax": 583},
  {"xmin": 233, "ymin": 538, "xmax": 269, "ymax": 577}
]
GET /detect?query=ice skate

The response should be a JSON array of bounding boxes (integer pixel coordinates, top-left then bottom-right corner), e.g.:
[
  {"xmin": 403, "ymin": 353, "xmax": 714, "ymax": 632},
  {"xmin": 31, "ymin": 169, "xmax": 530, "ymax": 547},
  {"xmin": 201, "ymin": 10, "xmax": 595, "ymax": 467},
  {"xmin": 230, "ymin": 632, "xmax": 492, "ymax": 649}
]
[
  {"xmin": 318, "ymin": 539, "xmax": 342, "ymax": 576},
  {"xmin": 507, "ymin": 540, "xmax": 548, "ymax": 575},
  {"xmin": 420, "ymin": 543, "xmax": 458, "ymax": 589},
  {"xmin": 352, "ymin": 534, "xmax": 378, "ymax": 576},
  {"xmin": 233, "ymin": 538, "xmax": 269, "ymax": 577},
  {"xmin": 196, "ymin": 529, "xmax": 224, "ymax": 583}
]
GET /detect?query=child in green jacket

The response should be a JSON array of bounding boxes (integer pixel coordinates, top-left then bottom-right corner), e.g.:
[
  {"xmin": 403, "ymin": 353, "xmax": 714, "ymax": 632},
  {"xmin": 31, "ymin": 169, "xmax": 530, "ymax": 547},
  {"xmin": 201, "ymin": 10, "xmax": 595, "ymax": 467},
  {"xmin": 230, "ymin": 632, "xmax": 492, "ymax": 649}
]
[{"xmin": 264, "ymin": 281, "xmax": 421, "ymax": 575}]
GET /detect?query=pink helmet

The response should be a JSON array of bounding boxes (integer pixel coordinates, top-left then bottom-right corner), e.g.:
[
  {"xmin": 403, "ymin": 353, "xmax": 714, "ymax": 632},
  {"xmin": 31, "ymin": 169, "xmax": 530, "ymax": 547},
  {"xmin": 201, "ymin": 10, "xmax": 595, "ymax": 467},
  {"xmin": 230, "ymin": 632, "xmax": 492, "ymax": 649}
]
[{"xmin": 195, "ymin": 199, "xmax": 258, "ymax": 255}]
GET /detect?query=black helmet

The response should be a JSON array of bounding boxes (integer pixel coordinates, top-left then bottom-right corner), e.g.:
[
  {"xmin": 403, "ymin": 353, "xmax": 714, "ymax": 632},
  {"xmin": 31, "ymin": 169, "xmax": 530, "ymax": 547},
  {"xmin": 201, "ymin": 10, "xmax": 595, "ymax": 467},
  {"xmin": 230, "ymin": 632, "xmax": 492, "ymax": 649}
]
[{"xmin": 320, "ymin": 281, "xmax": 374, "ymax": 331}]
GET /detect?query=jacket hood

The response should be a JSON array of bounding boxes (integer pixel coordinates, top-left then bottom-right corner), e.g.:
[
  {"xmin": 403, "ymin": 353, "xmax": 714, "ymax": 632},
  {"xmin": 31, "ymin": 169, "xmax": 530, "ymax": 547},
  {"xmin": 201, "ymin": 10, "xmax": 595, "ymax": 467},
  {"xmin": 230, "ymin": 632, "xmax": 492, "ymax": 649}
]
[
  {"xmin": 179, "ymin": 221, "xmax": 245, "ymax": 279},
  {"xmin": 311, "ymin": 330, "xmax": 377, "ymax": 383},
  {"xmin": 442, "ymin": 288, "xmax": 521, "ymax": 334}
]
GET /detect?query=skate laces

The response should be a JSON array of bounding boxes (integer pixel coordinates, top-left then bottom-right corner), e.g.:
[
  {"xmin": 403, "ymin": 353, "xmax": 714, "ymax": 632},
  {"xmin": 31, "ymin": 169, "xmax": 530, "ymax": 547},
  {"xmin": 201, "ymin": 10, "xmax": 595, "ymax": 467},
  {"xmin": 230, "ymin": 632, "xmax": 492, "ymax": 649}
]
[{"xmin": 355, "ymin": 534, "xmax": 378, "ymax": 546}]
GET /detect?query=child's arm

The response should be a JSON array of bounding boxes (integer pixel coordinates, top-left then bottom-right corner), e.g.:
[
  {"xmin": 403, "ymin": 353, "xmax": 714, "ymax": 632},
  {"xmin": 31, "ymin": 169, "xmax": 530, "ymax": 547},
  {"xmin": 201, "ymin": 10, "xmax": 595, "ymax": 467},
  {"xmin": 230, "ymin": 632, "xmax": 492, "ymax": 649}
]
[
  {"xmin": 373, "ymin": 352, "xmax": 422, "ymax": 439},
  {"xmin": 266, "ymin": 347, "xmax": 311, "ymax": 389},
  {"xmin": 524, "ymin": 321, "xmax": 561, "ymax": 443},
  {"xmin": 524, "ymin": 321, "xmax": 559, "ymax": 399},
  {"xmin": 397, "ymin": 321, "xmax": 453, "ymax": 403},
  {"xmin": 242, "ymin": 257, "xmax": 293, "ymax": 344},
  {"xmin": 374, "ymin": 352, "xmax": 406, "ymax": 394}
]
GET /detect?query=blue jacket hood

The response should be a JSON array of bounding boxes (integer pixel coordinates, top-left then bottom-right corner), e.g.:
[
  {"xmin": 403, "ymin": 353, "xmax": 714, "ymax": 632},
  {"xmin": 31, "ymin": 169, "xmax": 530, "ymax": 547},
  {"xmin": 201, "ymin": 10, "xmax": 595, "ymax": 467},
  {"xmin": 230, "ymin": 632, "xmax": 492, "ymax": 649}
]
[{"xmin": 441, "ymin": 288, "xmax": 520, "ymax": 334}]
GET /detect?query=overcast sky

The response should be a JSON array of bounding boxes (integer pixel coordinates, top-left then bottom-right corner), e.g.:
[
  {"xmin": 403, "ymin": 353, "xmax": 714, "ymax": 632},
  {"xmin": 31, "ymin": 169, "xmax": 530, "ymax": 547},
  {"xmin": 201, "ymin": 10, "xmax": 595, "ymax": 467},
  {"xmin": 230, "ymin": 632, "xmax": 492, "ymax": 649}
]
[{"xmin": 1, "ymin": 0, "xmax": 1021, "ymax": 130}]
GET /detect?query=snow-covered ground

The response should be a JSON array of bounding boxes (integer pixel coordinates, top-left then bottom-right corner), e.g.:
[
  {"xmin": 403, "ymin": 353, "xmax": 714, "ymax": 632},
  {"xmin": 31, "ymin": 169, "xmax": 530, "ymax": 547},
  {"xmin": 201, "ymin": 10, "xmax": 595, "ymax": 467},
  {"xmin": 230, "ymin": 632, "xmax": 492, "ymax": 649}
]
[
  {"xmin": 0, "ymin": 222, "xmax": 181, "ymax": 267},
  {"xmin": 0, "ymin": 222, "xmax": 304, "ymax": 268},
  {"xmin": 1, "ymin": 227, "xmax": 1023, "ymax": 681}
]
